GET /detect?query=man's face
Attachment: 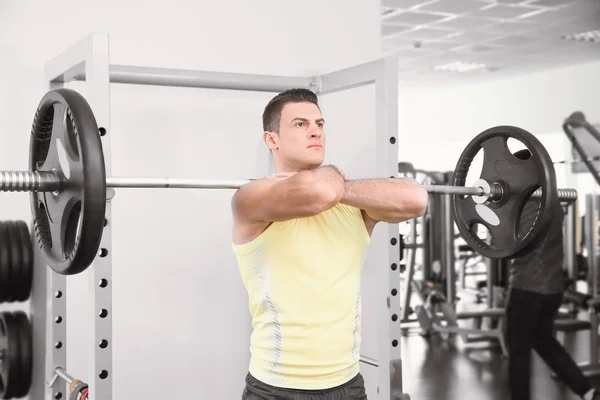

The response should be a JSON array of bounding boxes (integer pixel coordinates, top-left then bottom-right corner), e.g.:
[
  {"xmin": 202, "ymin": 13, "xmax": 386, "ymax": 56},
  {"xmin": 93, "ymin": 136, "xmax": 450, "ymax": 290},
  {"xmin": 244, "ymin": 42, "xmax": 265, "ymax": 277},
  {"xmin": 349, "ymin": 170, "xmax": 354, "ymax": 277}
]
[{"xmin": 266, "ymin": 101, "xmax": 325, "ymax": 170}]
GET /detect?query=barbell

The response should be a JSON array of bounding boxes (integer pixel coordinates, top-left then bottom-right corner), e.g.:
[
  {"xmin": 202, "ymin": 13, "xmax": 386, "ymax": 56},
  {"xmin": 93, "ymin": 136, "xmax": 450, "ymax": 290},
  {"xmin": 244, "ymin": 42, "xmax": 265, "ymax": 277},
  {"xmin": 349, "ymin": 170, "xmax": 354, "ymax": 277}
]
[{"xmin": 0, "ymin": 88, "xmax": 577, "ymax": 275}]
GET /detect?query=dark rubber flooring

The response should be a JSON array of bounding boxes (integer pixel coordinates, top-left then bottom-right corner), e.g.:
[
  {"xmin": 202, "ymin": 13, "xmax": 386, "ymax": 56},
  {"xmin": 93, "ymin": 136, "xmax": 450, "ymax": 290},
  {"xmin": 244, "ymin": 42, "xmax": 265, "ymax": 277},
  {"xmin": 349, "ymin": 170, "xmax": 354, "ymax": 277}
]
[{"xmin": 399, "ymin": 322, "xmax": 600, "ymax": 400}]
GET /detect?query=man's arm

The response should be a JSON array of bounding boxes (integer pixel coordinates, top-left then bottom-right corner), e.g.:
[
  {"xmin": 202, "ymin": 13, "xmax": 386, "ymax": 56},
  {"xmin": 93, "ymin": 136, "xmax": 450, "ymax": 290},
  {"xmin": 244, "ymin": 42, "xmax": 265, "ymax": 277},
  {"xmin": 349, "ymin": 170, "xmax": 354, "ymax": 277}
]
[
  {"xmin": 231, "ymin": 165, "xmax": 345, "ymax": 223},
  {"xmin": 341, "ymin": 178, "xmax": 428, "ymax": 225}
]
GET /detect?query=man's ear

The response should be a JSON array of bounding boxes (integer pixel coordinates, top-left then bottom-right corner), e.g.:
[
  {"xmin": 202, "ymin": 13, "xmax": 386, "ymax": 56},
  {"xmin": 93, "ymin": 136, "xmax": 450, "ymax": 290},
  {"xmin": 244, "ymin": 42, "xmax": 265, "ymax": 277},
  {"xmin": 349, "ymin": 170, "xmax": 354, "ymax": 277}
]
[{"xmin": 264, "ymin": 131, "xmax": 279, "ymax": 151}]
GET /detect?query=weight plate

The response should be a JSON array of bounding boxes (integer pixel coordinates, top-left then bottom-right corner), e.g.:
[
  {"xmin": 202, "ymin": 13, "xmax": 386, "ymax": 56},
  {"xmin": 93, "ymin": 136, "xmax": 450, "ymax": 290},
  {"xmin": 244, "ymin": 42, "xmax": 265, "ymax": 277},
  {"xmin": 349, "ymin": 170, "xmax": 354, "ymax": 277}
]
[
  {"xmin": 29, "ymin": 88, "xmax": 107, "ymax": 275},
  {"xmin": 0, "ymin": 312, "xmax": 19, "ymax": 398},
  {"xmin": 12, "ymin": 311, "xmax": 32, "ymax": 398},
  {"xmin": 451, "ymin": 126, "xmax": 557, "ymax": 259},
  {"xmin": 0, "ymin": 222, "xmax": 10, "ymax": 303},
  {"xmin": 69, "ymin": 381, "xmax": 89, "ymax": 400},
  {"xmin": 4, "ymin": 221, "xmax": 22, "ymax": 303},
  {"xmin": 15, "ymin": 221, "xmax": 33, "ymax": 302}
]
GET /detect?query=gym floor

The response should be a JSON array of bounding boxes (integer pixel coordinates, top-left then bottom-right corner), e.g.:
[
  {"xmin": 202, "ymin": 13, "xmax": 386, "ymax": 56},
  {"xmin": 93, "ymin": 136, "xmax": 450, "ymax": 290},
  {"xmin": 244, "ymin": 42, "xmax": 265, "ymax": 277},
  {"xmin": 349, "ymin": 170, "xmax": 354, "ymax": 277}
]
[{"xmin": 399, "ymin": 324, "xmax": 599, "ymax": 400}]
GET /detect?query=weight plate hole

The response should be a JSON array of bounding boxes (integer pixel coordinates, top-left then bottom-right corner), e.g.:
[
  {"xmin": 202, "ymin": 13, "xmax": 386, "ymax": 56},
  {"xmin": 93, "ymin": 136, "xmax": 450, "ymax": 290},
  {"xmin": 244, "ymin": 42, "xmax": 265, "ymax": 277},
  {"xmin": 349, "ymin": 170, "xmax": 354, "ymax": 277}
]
[{"xmin": 64, "ymin": 201, "xmax": 82, "ymax": 256}]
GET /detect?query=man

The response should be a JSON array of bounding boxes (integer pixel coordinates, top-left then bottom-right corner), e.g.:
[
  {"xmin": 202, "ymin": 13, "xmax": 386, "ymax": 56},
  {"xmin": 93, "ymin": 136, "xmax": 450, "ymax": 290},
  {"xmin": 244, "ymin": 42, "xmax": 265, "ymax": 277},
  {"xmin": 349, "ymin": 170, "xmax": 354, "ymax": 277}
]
[
  {"xmin": 506, "ymin": 149, "xmax": 599, "ymax": 400},
  {"xmin": 230, "ymin": 88, "xmax": 428, "ymax": 399}
]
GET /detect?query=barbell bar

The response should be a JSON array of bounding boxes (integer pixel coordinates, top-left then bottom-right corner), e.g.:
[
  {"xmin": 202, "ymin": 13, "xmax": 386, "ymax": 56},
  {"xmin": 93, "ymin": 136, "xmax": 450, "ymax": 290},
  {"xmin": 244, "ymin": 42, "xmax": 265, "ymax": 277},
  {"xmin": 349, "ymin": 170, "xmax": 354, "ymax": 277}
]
[
  {"xmin": 0, "ymin": 171, "xmax": 255, "ymax": 191},
  {"xmin": 0, "ymin": 170, "xmax": 579, "ymax": 203},
  {"xmin": 0, "ymin": 88, "xmax": 580, "ymax": 276}
]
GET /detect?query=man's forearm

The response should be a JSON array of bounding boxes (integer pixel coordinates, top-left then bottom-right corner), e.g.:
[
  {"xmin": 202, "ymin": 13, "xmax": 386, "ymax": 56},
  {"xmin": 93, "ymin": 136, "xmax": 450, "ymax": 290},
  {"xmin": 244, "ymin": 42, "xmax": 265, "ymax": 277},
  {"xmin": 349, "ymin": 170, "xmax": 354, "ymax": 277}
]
[{"xmin": 341, "ymin": 178, "xmax": 428, "ymax": 223}]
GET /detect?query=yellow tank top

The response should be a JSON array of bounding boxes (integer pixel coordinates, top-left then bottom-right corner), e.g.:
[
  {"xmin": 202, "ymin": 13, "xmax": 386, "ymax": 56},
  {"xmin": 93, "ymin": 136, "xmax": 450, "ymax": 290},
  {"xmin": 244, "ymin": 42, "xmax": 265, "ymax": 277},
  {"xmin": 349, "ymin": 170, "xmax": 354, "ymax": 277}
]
[{"xmin": 232, "ymin": 203, "xmax": 370, "ymax": 390}]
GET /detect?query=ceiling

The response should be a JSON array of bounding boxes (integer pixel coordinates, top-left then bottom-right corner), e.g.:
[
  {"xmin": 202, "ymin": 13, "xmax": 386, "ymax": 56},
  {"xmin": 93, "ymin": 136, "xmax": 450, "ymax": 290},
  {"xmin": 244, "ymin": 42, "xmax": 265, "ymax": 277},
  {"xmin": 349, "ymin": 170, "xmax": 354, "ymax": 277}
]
[{"xmin": 381, "ymin": 0, "xmax": 600, "ymax": 87}]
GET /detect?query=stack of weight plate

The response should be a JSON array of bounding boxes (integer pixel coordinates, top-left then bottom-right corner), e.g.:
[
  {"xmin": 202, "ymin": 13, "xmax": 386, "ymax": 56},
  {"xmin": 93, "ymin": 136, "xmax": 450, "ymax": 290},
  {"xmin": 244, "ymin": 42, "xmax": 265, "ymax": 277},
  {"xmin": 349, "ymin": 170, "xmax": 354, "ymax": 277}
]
[{"xmin": 0, "ymin": 220, "xmax": 34, "ymax": 399}]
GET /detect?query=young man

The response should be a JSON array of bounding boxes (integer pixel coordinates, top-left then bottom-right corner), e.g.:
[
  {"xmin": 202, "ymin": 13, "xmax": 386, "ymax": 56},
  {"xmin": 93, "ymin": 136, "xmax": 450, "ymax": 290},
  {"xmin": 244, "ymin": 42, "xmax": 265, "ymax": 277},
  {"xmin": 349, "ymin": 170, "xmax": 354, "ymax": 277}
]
[
  {"xmin": 506, "ymin": 149, "xmax": 599, "ymax": 400},
  {"xmin": 230, "ymin": 88, "xmax": 428, "ymax": 399}
]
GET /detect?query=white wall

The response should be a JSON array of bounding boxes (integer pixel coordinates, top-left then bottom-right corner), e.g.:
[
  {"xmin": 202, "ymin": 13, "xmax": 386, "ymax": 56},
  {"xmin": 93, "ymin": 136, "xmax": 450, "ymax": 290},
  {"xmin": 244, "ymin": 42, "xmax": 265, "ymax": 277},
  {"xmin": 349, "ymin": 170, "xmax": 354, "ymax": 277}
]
[
  {"xmin": 0, "ymin": 1, "xmax": 384, "ymax": 399},
  {"xmin": 397, "ymin": 60, "xmax": 600, "ymax": 208}
]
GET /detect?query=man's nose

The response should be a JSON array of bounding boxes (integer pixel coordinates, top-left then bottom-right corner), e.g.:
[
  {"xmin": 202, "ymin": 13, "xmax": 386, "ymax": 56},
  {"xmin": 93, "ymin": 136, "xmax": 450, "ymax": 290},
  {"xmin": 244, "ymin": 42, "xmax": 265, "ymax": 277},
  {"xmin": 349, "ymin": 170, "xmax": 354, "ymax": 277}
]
[{"xmin": 309, "ymin": 126, "xmax": 322, "ymax": 137}]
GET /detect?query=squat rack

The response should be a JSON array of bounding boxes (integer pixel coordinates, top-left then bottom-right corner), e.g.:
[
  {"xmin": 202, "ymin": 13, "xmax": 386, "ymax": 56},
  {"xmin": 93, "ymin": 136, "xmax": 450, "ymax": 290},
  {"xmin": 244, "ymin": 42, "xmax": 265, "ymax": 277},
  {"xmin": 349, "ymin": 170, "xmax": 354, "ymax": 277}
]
[{"xmin": 32, "ymin": 33, "xmax": 404, "ymax": 400}]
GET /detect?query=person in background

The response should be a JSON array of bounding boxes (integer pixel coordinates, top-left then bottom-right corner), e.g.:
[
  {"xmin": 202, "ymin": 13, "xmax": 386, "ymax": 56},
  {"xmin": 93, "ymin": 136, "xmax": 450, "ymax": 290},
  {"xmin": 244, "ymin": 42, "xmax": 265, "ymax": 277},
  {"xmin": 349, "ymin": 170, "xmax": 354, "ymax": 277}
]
[{"xmin": 506, "ymin": 149, "xmax": 599, "ymax": 400}]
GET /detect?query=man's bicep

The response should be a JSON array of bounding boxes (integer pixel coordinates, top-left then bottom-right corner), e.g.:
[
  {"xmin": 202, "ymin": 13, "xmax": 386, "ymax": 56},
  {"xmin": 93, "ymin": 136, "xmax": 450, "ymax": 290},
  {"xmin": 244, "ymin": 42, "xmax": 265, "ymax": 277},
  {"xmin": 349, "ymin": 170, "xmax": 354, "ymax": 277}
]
[{"xmin": 231, "ymin": 179, "xmax": 278, "ymax": 223}]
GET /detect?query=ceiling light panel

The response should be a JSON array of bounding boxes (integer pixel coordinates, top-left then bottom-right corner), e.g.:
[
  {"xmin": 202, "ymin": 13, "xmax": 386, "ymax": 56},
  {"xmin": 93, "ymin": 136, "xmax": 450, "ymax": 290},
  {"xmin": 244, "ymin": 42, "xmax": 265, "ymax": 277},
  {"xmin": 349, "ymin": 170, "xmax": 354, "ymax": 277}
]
[
  {"xmin": 430, "ymin": 15, "xmax": 499, "ymax": 30},
  {"xmin": 418, "ymin": 0, "xmax": 488, "ymax": 14},
  {"xmin": 398, "ymin": 26, "xmax": 460, "ymax": 40},
  {"xmin": 433, "ymin": 61, "xmax": 488, "ymax": 72},
  {"xmin": 384, "ymin": 10, "xmax": 450, "ymax": 26},
  {"xmin": 381, "ymin": 0, "xmax": 438, "ymax": 9},
  {"xmin": 490, "ymin": 34, "xmax": 543, "ymax": 46},
  {"xmin": 562, "ymin": 29, "xmax": 600, "ymax": 43},
  {"xmin": 471, "ymin": 4, "xmax": 548, "ymax": 19}
]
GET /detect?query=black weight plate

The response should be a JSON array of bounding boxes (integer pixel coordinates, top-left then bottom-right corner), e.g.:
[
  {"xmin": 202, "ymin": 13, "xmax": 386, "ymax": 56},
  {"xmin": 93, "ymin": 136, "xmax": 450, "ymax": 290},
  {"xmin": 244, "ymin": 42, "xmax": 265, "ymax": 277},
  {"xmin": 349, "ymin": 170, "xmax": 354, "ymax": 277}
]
[
  {"xmin": 0, "ymin": 222, "xmax": 11, "ymax": 303},
  {"xmin": 4, "ymin": 221, "xmax": 22, "ymax": 303},
  {"xmin": 451, "ymin": 126, "xmax": 557, "ymax": 259},
  {"xmin": 0, "ymin": 312, "xmax": 19, "ymax": 399},
  {"xmin": 12, "ymin": 311, "xmax": 32, "ymax": 398},
  {"xmin": 15, "ymin": 221, "xmax": 32, "ymax": 302},
  {"xmin": 29, "ymin": 88, "xmax": 107, "ymax": 275}
]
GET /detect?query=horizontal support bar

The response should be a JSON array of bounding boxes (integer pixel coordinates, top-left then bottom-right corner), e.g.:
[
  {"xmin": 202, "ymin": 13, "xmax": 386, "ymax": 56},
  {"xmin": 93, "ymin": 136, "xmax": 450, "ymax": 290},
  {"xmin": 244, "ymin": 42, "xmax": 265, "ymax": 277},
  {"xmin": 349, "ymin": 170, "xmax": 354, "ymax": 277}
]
[{"xmin": 72, "ymin": 65, "xmax": 317, "ymax": 92}]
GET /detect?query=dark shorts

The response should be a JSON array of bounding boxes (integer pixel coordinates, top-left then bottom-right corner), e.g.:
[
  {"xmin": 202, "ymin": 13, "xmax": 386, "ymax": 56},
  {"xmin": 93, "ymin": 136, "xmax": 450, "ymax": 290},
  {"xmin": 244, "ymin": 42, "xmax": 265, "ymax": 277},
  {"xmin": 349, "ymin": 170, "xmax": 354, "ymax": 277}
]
[{"xmin": 242, "ymin": 372, "xmax": 368, "ymax": 400}]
